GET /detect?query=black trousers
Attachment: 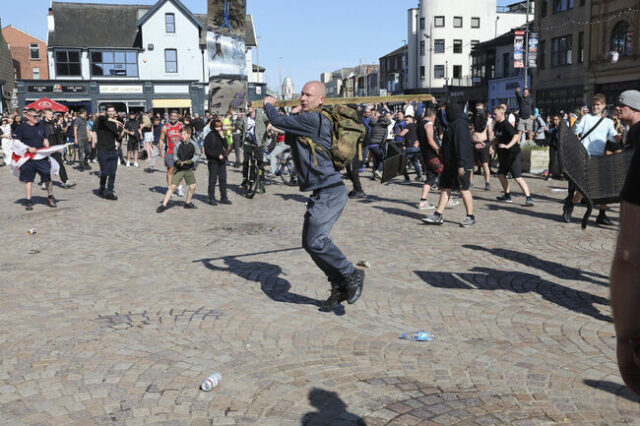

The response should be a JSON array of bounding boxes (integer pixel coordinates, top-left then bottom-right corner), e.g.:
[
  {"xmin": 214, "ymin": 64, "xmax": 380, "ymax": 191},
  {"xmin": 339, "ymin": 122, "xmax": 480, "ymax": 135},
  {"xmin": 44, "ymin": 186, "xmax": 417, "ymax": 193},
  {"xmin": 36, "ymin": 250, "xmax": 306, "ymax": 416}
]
[
  {"xmin": 208, "ymin": 160, "xmax": 227, "ymax": 200},
  {"xmin": 50, "ymin": 152, "xmax": 69, "ymax": 183},
  {"xmin": 346, "ymin": 158, "xmax": 362, "ymax": 192},
  {"xmin": 98, "ymin": 149, "xmax": 118, "ymax": 193},
  {"xmin": 242, "ymin": 143, "xmax": 264, "ymax": 180}
]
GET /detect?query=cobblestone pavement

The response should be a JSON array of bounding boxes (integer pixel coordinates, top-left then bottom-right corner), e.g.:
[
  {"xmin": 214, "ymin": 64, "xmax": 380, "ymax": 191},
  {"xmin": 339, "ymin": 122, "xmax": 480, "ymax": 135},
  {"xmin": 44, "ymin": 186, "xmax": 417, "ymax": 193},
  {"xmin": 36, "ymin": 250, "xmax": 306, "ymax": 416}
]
[{"xmin": 0, "ymin": 159, "xmax": 638, "ymax": 425}]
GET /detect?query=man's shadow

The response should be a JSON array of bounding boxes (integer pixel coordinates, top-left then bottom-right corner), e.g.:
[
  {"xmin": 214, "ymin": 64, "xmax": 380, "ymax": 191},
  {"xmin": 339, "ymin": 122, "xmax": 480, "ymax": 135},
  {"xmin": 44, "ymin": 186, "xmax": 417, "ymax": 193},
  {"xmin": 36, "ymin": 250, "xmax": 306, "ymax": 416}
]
[
  {"xmin": 415, "ymin": 266, "xmax": 611, "ymax": 323},
  {"xmin": 463, "ymin": 244, "xmax": 608, "ymax": 286},
  {"xmin": 194, "ymin": 256, "xmax": 345, "ymax": 316},
  {"xmin": 301, "ymin": 387, "xmax": 365, "ymax": 425}
]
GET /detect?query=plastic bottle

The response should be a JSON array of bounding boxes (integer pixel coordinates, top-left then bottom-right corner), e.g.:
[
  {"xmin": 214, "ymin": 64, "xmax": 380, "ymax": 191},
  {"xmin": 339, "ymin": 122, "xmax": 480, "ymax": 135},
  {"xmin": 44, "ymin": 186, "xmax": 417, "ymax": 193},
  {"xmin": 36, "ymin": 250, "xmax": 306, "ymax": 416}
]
[
  {"xmin": 400, "ymin": 331, "xmax": 434, "ymax": 342},
  {"xmin": 200, "ymin": 373, "xmax": 222, "ymax": 391}
]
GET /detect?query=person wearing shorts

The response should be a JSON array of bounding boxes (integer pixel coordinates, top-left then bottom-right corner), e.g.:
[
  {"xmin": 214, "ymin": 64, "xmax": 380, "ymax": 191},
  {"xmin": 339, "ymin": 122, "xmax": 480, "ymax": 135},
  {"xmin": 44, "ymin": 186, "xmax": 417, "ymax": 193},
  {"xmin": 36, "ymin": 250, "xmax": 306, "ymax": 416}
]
[
  {"xmin": 14, "ymin": 108, "xmax": 57, "ymax": 210},
  {"xmin": 515, "ymin": 86, "xmax": 535, "ymax": 143},
  {"xmin": 493, "ymin": 105, "xmax": 535, "ymax": 207},
  {"xmin": 157, "ymin": 127, "xmax": 199, "ymax": 212},
  {"xmin": 158, "ymin": 111, "xmax": 183, "ymax": 196},
  {"xmin": 124, "ymin": 112, "xmax": 141, "ymax": 167},
  {"xmin": 470, "ymin": 103, "xmax": 493, "ymax": 191},
  {"xmin": 422, "ymin": 104, "xmax": 475, "ymax": 227}
]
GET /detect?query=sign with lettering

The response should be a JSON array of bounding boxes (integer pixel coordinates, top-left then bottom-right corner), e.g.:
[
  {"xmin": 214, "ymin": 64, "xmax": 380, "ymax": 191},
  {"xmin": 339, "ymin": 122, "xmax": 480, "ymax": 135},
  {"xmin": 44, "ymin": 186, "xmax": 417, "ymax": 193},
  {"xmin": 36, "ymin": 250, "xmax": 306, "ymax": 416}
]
[
  {"xmin": 514, "ymin": 30, "xmax": 525, "ymax": 69},
  {"xmin": 99, "ymin": 85, "xmax": 143, "ymax": 94}
]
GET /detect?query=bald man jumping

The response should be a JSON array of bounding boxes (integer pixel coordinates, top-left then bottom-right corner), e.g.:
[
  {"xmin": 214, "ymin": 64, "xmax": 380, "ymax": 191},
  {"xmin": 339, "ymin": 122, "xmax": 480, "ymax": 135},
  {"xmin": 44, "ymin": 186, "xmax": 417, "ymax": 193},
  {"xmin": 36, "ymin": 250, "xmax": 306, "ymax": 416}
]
[{"xmin": 264, "ymin": 81, "xmax": 364, "ymax": 311}]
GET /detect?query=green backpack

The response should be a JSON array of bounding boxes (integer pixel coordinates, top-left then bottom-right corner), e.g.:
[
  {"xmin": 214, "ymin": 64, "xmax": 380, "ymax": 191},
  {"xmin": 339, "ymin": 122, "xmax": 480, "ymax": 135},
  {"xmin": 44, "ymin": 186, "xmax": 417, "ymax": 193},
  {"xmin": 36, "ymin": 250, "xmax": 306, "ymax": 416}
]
[{"xmin": 298, "ymin": 105, "xmax": 367, "ymax": 171}]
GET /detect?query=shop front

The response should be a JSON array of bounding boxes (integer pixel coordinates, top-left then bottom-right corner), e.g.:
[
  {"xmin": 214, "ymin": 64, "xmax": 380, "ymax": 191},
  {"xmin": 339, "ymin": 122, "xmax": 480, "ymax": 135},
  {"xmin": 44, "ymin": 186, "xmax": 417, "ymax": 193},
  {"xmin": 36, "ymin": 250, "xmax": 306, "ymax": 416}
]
[
  {"xmin": 17, "ymin": 80, "xmax": 206, "ymax": 115},
  {"xmin": 596, "ymin": 79, "xmax": 640, "ymax": 107}
]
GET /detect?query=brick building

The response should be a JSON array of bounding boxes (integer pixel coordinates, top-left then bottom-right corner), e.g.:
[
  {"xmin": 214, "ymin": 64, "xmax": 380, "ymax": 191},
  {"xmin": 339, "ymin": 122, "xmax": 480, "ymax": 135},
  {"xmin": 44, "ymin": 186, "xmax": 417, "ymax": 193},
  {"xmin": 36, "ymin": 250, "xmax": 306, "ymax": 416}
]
[
  {"xmin": 0, "ymin": 19, "xmax": 16, "ymax": 113},
  {"xmin": 2, "ymin": 25, "xmax": 49, "ymax": 80}
]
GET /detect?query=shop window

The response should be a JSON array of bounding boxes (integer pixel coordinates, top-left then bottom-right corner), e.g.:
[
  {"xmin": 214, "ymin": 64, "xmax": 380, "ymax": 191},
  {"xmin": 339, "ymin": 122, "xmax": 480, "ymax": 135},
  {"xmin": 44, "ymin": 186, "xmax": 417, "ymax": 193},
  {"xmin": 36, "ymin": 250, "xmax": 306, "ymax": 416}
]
[
  {"xmin": 91, "ymin": 50, "xmax": 138, "ymax": 77},
  {"xmin": 55, "ymin": 50, "xmax": 81, "ymax": 76}
]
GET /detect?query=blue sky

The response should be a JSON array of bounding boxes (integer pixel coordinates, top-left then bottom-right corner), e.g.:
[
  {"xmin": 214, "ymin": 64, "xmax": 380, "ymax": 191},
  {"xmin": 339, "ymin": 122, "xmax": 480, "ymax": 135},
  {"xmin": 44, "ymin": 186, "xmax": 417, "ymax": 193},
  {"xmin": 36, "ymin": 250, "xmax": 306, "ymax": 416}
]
[{"xmin": 2, "ymin": 0, "xmax": 516, "ymax": 93}]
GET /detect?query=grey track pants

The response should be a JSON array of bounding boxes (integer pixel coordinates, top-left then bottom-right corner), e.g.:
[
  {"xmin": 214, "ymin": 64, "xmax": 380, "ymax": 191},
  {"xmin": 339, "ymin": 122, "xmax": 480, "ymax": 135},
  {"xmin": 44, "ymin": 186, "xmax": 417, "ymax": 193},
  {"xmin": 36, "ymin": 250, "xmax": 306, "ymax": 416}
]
[{"xmin": 302, "ymin": 183, "xmax": 355, "ymax": 284}]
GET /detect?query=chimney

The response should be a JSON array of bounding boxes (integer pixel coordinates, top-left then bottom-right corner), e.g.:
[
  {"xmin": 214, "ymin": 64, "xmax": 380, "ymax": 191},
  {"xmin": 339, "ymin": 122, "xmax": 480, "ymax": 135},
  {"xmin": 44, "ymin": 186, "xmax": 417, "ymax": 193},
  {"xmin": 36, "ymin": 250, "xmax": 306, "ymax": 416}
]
[{"xmin": 48, "ymin": 8, "xmax": 55, "ymax": 32}]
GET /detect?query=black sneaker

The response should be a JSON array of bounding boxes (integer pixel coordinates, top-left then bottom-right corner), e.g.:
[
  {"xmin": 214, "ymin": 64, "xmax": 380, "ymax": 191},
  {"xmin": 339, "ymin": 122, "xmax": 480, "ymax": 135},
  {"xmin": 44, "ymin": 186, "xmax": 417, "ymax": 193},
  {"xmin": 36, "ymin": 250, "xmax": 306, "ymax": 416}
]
[
  {"xmin": 596, "ymin": 211, "xmax": 613, "ymax": 226},
  {"xmin": 209, "ymin": 197, "xmax": 218, "ymax": 206},
  {"xmin": 496, "ymin": 194, "xmax": 513, "ymax": 203},
  {"xmin": 240, "ymin": 179, "xmax": 248, "ymax": 190},
  {"xmin": 104, "ymin": 192, "xmax": 118, "ymax": 200},
  {"xmin": 220, "ymin": 198, "xmax": 232, "ymax": 205},
  {"xmin": 525, "ymin": 196, "xmax": 535, "ymax": 207},
  {"xmin": 348, "ymin": 190, "xmax": 366, "ymax": 199},
  {"xmin": 321, "ymin": 285, "xmax": 347, "ymax": 310},
  {"xmin": 156, "ymin": 204, "xmax": 167, "ymax": 213},
  {"xmin": 47, "ymin": 195, "xmax": 57, "ymax": 208},
  {"xmin": 345, "ymin": 269, "xmax": 365, "ymax": 305},
  {"xmin": 562, "ymin": 201, "xmax": 574, "ymax": 223},
  {"xmin": 84, "ymin": 163, "xmax": 91, "ymax": 170},
  {"xmin": 99, "ymin": 187, "xmax": 106, "ymax": 197},
  {"xmin": 184, "ymin": 202, "xmax": 197, "ymax": 209},
  {"xmin": 25, "ymin": 199, "xmax": 33, "ymax": 211}
]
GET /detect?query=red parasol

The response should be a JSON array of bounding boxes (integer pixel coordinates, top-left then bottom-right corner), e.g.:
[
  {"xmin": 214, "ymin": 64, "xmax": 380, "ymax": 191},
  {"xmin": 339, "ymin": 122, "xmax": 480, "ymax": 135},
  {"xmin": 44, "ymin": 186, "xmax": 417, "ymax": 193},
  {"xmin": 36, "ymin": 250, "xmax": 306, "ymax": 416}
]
[{"xmin": 25, "ymin": 98, "xmax": 68, "ymax": 112}]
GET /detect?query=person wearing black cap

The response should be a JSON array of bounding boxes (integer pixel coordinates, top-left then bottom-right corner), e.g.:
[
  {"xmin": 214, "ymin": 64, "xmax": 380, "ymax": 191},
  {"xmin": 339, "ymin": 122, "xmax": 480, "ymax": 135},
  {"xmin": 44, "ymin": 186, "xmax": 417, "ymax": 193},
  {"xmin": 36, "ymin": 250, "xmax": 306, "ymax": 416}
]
[
  {"xmin": 610, "ymin": 89, "xmax": 640, "ymax": 396},
  {"xmin": 422, "ymin": 104, "xmax": 475, "ymax": 227}
]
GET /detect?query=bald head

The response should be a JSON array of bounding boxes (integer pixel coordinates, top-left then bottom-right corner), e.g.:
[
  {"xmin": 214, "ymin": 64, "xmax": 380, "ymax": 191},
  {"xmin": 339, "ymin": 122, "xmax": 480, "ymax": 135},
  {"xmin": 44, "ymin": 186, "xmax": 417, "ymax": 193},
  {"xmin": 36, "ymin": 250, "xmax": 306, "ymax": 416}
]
[{"xmin": 301, "ymin": 81, "xmax": 327, "ymax": 112}]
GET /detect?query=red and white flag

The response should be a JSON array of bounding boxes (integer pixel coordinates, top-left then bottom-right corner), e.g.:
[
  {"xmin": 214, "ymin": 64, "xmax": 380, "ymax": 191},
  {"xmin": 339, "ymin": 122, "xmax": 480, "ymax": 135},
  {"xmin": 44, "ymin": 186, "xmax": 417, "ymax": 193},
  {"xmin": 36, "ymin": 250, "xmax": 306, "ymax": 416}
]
[{"xmin": 10, "ymin": 140, "xmax": 69, "ymax": 178}]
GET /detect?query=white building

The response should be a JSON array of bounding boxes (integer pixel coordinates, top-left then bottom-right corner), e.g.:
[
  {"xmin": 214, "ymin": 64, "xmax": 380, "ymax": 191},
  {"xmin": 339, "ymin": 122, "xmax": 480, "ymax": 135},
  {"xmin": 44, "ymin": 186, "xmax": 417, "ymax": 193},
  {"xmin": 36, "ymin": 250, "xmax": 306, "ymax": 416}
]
[
  {"xmin": 17, "ymin": 0, "xmax": 257, "ymax": 114},
  {"xmin": 407, "ymin": 0, "xmax": 530, "ymax": 93}
]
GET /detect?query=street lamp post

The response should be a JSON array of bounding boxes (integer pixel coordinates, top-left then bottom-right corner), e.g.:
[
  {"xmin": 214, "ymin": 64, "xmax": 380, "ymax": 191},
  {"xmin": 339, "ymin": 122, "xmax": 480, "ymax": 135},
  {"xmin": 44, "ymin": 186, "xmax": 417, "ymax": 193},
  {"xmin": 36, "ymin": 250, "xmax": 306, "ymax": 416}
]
[{"xmin": 524, "ymin": 0, "xmax": 530, "ymax": 90}]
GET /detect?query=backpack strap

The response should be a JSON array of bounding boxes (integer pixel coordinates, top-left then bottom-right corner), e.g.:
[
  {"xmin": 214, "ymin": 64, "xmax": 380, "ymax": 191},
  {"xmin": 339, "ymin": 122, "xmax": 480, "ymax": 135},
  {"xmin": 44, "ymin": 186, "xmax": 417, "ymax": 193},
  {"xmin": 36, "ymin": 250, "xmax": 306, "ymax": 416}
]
[{"xmin": 579, "ymin": 116, "xmax": 605, "ymax": 142}]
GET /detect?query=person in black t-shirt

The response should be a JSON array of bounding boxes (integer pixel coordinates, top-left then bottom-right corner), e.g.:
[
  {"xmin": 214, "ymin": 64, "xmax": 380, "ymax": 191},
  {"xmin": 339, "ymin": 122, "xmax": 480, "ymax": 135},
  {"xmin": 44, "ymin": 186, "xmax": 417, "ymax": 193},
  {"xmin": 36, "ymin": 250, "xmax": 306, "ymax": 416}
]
[
  {"xmin": 611, "ymin": 89, "xmax": 640, "ymax": 397},
  {"xmin": 95, "ymin": 106, "xmax": 124, "ymax": 200},
  {"xmin": 492, "ymin": 105, "xmax": 535, "ymax": 207},
  {"xmin": 124, "ymin": 112, "xmax": 141, "ymax": 167},
  {"xmin": 399, "ymin": 115, "xmax": 423, "ymax": 183}
]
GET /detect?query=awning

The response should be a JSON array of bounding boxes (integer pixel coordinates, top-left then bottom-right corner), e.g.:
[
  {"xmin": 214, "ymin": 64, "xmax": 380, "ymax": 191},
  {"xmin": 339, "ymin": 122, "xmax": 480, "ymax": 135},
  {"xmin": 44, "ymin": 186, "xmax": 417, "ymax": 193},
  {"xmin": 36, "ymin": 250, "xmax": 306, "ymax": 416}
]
[
  {"xmin": 152, "ymin": 99, "xmax": 192, "ymax": 108},
  {"xmin": 25, "ymin": 98, "xmax": 68, "ymax": 112}
]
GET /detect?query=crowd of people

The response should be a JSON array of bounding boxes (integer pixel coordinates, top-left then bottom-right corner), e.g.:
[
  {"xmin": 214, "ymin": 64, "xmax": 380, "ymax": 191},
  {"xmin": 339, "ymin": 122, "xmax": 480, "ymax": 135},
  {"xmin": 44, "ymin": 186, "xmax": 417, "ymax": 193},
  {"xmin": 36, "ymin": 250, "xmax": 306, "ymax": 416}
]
[{"xmin": 1, "ymin": 81, "xmax": 639, "ymax": 328}]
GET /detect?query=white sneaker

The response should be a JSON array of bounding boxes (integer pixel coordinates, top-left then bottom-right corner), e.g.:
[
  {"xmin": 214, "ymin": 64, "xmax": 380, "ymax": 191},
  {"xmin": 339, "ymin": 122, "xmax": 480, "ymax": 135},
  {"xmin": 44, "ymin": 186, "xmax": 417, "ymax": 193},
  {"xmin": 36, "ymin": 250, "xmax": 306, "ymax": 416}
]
[
  {"xmin": 177, "ymin": 186, "xmax": 184, "ymax": 197},
  {"xmin": 126, "ymin": 161, "xmax": 130, "ymax": 167},
  {"xmin": 133, "ymin": 162, "xmax": 139, "ymax": 168},
  {"xmin": 91, "ymin": 159, "xmax": 97, "ymax": 163},
  {"xmin": 40, "ymin": 183, "xmax": 47, "ymax": 190},
  {"xmin": 418, "ymin": 200, "xmax": 435, "ymax": 210},
  {"xmin": 446, "ymin": 199, "xmax": 460, "ymax": 209}
]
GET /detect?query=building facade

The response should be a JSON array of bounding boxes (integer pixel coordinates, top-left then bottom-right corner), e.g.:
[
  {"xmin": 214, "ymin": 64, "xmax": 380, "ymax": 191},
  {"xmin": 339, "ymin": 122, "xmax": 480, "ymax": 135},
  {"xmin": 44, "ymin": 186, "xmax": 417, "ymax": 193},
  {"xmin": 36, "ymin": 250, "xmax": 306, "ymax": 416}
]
[
  {"xmin": 2, "ymin": 26, "xmax": 49, "ymax": 81},
  {"xmin": 534, "ymin": 0, "xmax": 591, "ymax": 113},
  {"xmin": 587, "ymin": 0, "xmax": 640, "ymax": 103},
  {"xmin": 379, "ymin": 45, "xmax": 407, "ymax": 95},
  {"xmin": 472, "ymin": 27, "xmax": 531, "ymax": 112},
  {"xmin": 0, "ymin": 19, "xmax": 16, "ymax": 114},
  {"xmin": 16, "ymin": 0, "xmax": 256, "ymax": 114},
  {"xmin": 407, "ymin": 0, "xmax": 530, "ymax": 96}
]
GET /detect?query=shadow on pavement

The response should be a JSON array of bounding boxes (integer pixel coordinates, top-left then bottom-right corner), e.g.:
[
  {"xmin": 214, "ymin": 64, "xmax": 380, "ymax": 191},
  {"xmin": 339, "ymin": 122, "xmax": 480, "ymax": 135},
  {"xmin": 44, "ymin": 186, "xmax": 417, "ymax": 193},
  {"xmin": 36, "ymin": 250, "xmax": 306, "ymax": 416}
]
[
  {"xmin": 414, "ymin": 266, "xmax": 611, "ymax": 322},
  {"xmin": 194, "ymin": 255, "xmax": 345, "ymax": 316},
  {"xmin": 462, "ymin": 245, "xmax": 608, "ymax": 286},
  {"xmin": 583, "ymin": 379, "xmax": 640, "ymax": 403},
  {"xmin": 485, "ymin": 203, "xmax": 567, "ymax": 223},
  {"xmin": 373, "ymin": 205, "xmax": 424, "ymax": 221},
  {"xmin": 301, "ymin": 387, "xmax": 365, "ymax": 425},
  {"xmin": 272, "ymin": 193, "xmax": 307, "ymax": 203}
]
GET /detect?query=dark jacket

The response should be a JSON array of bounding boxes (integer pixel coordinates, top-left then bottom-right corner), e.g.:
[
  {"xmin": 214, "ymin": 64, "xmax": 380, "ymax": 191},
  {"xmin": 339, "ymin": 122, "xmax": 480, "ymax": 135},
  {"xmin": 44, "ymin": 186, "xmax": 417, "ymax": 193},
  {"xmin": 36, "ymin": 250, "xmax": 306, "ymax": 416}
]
[
  {"xmin": 204, "ymin": 130, "xmax": 227, "ymax": 162},
  {"xmin": 42, "ymin": 119, "xmax": 65, "ymax": 146},
  {"xmin": 95, "ymin": 116, "xmax": 121, "ymax": 151},
  {"xmin": 442, "ymin": 109, "xmax": 473, "ymax": 170},
  {"xmin": 367, "ymin": 117, "xmax": 391, "ymax": 146},
  {"xmin": 264, "ymin": 103, "xmax": 341, "ymax": 192}
]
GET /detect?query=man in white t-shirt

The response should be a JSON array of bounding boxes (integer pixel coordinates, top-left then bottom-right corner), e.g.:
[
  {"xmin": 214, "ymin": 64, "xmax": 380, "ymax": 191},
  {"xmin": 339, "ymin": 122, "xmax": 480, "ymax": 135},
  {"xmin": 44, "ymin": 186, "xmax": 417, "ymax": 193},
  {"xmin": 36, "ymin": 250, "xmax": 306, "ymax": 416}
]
[{"xmin": 563, "ymin": 93, "xmax": 621, "ymax": 225}]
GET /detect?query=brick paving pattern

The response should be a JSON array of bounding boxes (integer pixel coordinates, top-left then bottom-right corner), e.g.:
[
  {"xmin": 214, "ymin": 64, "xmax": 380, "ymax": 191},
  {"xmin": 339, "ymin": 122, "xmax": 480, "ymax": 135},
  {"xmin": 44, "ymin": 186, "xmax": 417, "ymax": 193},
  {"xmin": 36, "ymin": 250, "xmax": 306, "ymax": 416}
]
[{"xmin": 0, "ymin": 162, "xmax": 638, "ymax": 425}]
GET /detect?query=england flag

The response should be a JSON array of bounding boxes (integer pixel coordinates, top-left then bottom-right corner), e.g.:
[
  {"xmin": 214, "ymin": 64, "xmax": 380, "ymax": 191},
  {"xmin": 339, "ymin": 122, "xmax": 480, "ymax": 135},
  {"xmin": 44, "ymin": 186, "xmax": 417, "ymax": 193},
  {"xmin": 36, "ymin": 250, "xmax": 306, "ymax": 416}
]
[{"xmin": 10, "ymin": 140, "xmax": 68, "ymax": 178}]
